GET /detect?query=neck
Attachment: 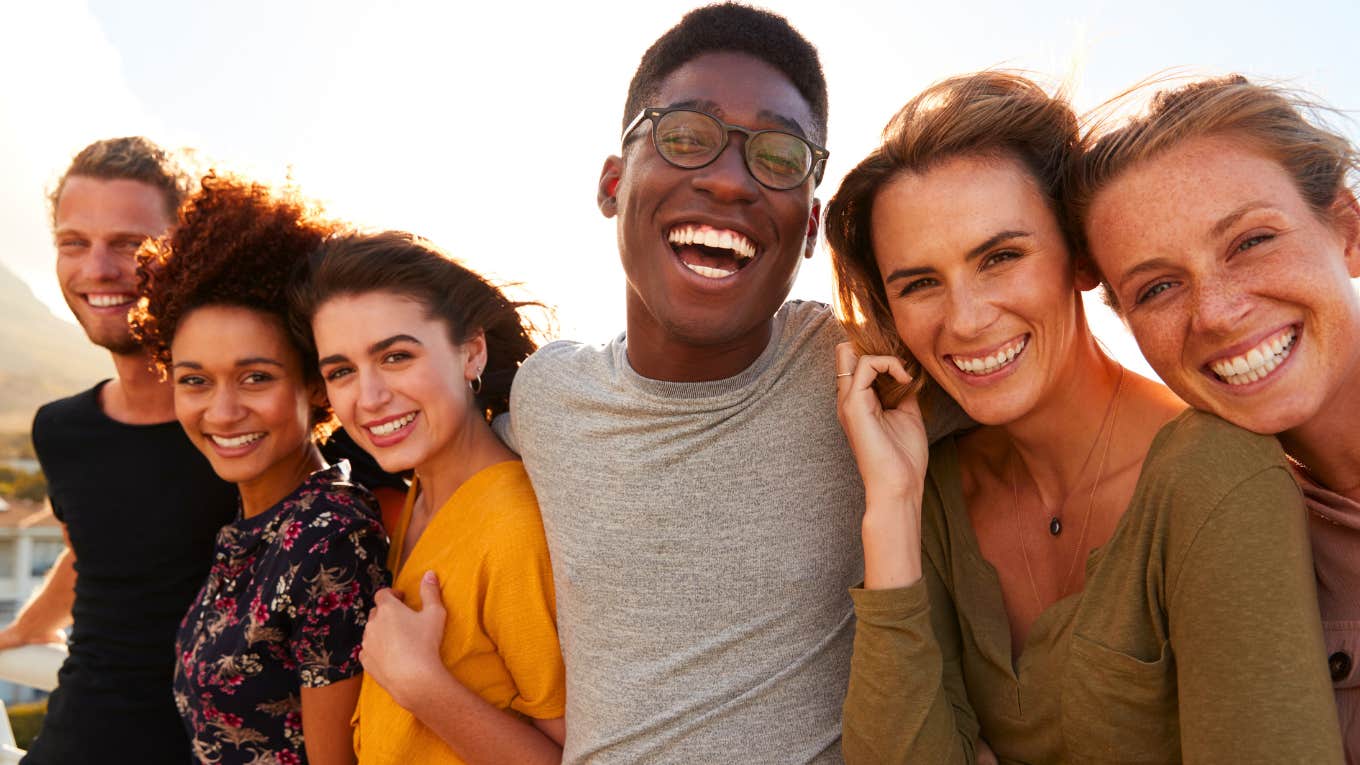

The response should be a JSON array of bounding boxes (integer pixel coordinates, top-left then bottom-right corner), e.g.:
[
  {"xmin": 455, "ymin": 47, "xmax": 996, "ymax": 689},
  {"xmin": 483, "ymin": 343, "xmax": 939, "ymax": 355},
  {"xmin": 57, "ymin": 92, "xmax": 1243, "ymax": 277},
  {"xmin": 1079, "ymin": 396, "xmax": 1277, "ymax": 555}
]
[
  {"xmin": 101, "ymin": 350, "xmax": 176, "ymax": 424},
  {"xmin": 238, "ymin": 441, "xmax": 326, "ymax": 518},
  {"xmin": 414, "ymin": 411, "xmax": 515, "ymax": 515},
  {"xmin": 1281, "ymin": 377, "xmax": 1360, "ymax": 501},
  {"xmin": 1004, "ymin": 330, "xmax": 1122, "ymax": 503},
  {"xmin": 623, "ymin": 290, "xmax": 772, "ymax": 382}
]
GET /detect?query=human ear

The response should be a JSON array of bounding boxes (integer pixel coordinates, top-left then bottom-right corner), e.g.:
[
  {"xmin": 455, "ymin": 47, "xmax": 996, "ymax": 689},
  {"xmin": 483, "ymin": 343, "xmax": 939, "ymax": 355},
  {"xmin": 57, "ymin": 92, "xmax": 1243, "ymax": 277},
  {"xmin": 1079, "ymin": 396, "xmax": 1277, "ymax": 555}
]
[
  {"xmin": 804, "ymin": 199, "xmax": 822, "ymax": 259},
  {"xmin": 1330, "ymin": 191, "xmax": 1360, "ymax": 278},
  {"xmin": 462, "ymin": 330, "xmax": 489, "ymax": 382},
  {"xmin": 1073, "ymin": 255, "xmax": 1102, "ymax": 292},
  {"xmin": 598, "ymin": 157, "xmax": 623, "ymax": 219}
]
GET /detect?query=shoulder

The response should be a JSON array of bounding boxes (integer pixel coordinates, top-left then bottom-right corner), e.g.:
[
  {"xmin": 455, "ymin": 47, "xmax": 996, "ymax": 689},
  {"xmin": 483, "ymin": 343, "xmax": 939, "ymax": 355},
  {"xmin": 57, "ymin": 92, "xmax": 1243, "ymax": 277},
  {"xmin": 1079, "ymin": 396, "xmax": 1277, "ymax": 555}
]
[
  {"xmin": 1139, "ymin": 409, "xmax": 1291, "ymax": 505},
  {"xmin": 287, "ymin": 465, "xmax": 386, "ymax": 554},
  {"xmin": 1136, "ymin": 410, "xmax": 1301, "ymax": 547},
  {"xmin": 778, "ymin": 300, "xmax": 842, "ymax": 347},
  {"xmin": 32, "ymin": 383, "xmax": 103, "ymax": 441},
  {"xmin": 458, "ymin": 462, "xmax": 549, "ymax": 555},
  {"xmin": 517, "ymin": 339, "xmax": 606, "ymax": 381}
]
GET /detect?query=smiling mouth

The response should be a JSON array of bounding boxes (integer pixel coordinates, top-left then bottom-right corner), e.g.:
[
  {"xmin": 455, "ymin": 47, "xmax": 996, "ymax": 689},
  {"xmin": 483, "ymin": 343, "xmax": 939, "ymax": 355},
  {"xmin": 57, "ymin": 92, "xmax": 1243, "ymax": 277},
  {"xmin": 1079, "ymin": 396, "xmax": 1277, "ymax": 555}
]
[
  {"xmin": 666, "ymin": 223, "xmax": 757, "ymax": 280},
  {"xmin": 949, "ymin": 335, "xmax": 1029, "ymax": 376},
  {"xmin": 1207, "ymin": 326, "xmax": 1297, "ymax": 386},
  {"xmin": 366, "ymin": 412, "xmax": 416, "ymax": 437},
  {"xmin": 208, "ymin": 432, "xmax": 265, "ymax": 449},
  {"xmin": 85, "ymin": 292, "xmax": 136, "ymax": 308}
]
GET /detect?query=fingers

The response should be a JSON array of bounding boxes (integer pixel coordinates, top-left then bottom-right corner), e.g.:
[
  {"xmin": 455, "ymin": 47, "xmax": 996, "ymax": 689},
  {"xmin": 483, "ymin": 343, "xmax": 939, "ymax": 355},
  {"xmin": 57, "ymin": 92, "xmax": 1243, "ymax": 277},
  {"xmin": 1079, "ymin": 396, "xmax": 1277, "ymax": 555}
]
[
  {"xmin": 419, "ymin": 570, "xmax": 440, "ymax": 604},
  {"xmin": 836, "ymin": 342, "xmax": 913, "ymax": 397}
]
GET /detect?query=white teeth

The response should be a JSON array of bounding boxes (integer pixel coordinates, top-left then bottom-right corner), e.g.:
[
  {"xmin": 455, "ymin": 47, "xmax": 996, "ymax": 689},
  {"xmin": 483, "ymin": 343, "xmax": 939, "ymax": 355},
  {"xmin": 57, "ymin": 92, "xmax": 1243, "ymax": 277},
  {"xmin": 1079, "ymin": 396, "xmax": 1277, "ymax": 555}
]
[
  {"xmin": 683, "ymin": 263, "xmax": 736, "ymax": 279},
  {"xmin": 667, "ymin": 224, "xmax": 757, "ymax": 260},
  {"xmin": 368, "ymin": 412, "xmax": 415, "ymax": 436},
  {"xmin": 209, "ymin": 432, "xmax": 264, "ymax": 449},
  {"xmin": 87, "ymin": 294, "xmax": 134, "ymax": 308},
  {"xmin": 951, "ymin": 337, "xmax": 1028, "ymax": 375},
  {"xmin": 1210, "ymin": 328, "xmax": 1296, "ymax": 385}
]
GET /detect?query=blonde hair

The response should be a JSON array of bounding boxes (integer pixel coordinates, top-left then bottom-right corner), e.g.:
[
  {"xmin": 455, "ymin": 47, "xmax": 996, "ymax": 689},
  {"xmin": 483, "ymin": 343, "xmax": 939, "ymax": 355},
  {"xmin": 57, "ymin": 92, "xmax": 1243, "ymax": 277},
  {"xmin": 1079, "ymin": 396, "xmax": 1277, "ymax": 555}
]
[
  {"xmin": 825, "ymin": 71, "xmax": 1080, "ymax": 407},
  {"xmin": 1068, "ymin": 74, "xmax": 1360, "ymax": 310}
]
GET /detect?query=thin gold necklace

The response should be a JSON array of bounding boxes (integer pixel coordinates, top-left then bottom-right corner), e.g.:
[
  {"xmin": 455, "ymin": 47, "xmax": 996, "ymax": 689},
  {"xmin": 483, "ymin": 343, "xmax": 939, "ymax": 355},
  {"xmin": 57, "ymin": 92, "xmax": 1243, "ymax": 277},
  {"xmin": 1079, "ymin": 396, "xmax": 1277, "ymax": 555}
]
[{"xmin": 1010, "ymin": 366, "xmax": 1125, "ymax": 608}]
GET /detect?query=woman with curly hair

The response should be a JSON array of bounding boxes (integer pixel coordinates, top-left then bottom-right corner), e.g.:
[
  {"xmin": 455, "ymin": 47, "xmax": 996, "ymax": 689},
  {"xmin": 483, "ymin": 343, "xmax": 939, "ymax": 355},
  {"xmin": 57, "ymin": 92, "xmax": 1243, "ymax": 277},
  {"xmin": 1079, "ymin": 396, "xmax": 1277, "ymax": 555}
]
[
  {"xmin": 130, "ymin": 174, "xmax": 389, "ymax": 765},
  {"xmin": 826, "ymin": 72, "xmax": 1340, "ymax": 763},
  {"xmin": 288, "ymin": 232, "xmax": 565, "ymax": 764}
]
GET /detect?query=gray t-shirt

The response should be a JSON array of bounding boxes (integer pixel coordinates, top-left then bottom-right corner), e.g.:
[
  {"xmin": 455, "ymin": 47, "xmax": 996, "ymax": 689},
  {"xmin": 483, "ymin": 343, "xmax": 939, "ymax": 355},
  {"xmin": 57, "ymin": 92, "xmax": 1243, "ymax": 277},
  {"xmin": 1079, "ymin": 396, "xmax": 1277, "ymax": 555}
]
[{"xmin": 502, "ymin": 300, "xmax": 864, "ymax": 764}]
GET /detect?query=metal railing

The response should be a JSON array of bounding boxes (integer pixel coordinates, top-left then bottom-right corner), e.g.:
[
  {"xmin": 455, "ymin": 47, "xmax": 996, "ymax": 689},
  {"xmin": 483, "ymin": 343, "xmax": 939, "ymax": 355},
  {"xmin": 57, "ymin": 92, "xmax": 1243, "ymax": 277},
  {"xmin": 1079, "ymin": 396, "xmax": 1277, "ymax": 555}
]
[{"xmin": 0, "ymin": 644, "xmax": 66, "ymax": 763}]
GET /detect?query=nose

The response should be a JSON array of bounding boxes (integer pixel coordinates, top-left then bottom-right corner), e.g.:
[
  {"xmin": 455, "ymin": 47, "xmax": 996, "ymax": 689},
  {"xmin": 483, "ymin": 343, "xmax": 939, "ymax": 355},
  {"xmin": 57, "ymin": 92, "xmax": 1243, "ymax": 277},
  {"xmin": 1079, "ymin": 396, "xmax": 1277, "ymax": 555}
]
[
  {"xmin": 356, "ymin": 370, "xmax": 393, "ymax": 414},
  {"xmin": 690, "ymin": 134, "xmax": 760, "ymax": 203},
  {"xmin": 1188, "ymin": 278, "xmax": 1253, "ymax": 337},
  {"xmin": 204, "ymin": 385, "xmax": 246, "ymax": 428},
  {"xmin": 943, "ymin": 281, "xmax": 1001, "ymax": 341},
  {"xmin": 86, "ymin": 241, "xmax": 125, "ymax": 283}
]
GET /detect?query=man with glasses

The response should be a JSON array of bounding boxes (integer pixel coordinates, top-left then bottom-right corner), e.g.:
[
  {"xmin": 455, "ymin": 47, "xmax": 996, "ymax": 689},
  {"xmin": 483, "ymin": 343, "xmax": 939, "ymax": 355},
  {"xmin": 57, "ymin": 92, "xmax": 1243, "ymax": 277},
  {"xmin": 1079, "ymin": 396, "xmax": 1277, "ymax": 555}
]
[{"xmin": 499, "ymin": 5, "xmax": 863, "ymax": 762}]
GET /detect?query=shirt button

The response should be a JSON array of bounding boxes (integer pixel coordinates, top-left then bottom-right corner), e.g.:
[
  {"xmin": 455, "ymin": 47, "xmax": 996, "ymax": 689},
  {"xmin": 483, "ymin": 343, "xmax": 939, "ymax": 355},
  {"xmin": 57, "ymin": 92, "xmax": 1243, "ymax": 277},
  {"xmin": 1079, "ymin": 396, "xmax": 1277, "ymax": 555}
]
[{"xmin": 1329, "ymin": 651, "xmax": 1352, "ymax": 681}]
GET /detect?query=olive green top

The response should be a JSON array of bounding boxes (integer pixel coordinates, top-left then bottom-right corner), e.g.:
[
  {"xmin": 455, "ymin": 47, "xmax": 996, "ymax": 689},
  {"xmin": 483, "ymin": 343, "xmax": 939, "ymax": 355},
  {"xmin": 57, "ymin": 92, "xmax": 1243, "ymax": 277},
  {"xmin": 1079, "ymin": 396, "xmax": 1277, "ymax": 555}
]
[{"xmin": 843, "ymin": 410, "xmax": 1342, "ymax": 764}]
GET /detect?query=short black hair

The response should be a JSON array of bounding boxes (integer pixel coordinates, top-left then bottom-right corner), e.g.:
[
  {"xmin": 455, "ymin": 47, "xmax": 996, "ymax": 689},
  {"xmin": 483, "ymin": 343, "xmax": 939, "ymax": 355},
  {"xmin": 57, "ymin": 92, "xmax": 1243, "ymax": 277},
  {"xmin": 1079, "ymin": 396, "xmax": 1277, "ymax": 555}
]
[{"xmin": 623, "ymin": 3, "xmax": 828, "ymax": 145}]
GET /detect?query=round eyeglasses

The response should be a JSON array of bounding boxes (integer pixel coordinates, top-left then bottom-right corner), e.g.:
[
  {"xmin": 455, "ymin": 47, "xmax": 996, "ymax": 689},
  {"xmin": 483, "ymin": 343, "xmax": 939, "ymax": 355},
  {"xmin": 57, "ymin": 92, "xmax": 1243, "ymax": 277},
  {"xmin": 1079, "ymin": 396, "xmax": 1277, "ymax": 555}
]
[{"xmin": 623, "ymin": 107, "xmax": 829, "ymax": 191}]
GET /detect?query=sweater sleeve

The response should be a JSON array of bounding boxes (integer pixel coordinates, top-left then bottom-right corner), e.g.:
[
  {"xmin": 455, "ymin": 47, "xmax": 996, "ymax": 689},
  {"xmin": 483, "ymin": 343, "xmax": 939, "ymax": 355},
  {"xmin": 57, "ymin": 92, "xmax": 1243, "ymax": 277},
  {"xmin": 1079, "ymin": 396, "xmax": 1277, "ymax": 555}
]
[
  {"xmin": 842, "ymin": 545, "xmax": 980, "ymax": 764},
  {"xmin": 1168, "ymin": 465, "xmax": 1342, "ymax": 763}
]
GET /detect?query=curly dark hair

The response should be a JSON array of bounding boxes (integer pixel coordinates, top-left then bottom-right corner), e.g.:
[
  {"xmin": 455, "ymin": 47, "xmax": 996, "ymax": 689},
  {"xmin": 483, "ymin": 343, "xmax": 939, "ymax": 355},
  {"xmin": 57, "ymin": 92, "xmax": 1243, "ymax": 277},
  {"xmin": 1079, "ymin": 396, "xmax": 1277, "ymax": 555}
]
[
  {"xmin": 130, "ymin": 172, "xmax": 337, "ymax": 430},
  {"xmin": 623, "ymin": 3, "xmax": 828, "ymax": 145},
  {"xmin": 287, "ymin": 231, "xmax": 541, "ymax": 422},
  {"xmin": 50, "ymin": 136, "xmax": 190, "ymax": 229}
]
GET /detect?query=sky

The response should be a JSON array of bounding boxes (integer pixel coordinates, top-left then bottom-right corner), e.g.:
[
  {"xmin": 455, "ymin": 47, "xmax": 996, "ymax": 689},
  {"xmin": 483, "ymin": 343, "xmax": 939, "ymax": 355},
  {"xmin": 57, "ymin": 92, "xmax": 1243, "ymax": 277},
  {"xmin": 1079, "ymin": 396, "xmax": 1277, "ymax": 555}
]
[{"xmin": 2, "ymin": 0, "xmax": 1358, "ymax": 381}]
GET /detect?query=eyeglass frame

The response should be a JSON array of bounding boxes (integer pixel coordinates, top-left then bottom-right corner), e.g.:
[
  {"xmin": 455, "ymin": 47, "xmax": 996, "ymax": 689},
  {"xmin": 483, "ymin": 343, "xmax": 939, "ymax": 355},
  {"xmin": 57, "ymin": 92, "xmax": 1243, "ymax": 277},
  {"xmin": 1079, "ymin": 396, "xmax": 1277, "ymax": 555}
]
[{"xmin": 621, "ymin": 106, "xmax": 830, "ymax": 190}]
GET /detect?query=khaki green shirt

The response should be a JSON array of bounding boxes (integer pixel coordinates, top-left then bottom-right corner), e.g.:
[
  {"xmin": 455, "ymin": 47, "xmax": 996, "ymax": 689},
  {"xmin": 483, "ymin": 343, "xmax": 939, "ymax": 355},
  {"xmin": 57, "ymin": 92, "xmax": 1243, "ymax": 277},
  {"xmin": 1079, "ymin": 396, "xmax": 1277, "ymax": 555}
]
[{"xmin": 843, "ymin": 410, "xmax": 1341, "ymax": 764}]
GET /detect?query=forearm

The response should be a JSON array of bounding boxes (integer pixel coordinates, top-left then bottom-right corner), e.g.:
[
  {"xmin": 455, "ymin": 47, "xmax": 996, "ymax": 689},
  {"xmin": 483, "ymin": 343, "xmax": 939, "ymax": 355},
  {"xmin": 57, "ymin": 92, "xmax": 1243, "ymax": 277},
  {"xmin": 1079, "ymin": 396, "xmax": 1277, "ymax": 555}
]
[
  {"xmin": 6, "ymin": 548, "xmax": 75, "ymax": 639},
  {"xmin": 401, "ymin": 668, "xmax": 561, "ymax": 765},
  {"xmin": 862, "ymin": 492, "xmax": 923, "ymax": 590},
  {"xmin": 843, "ymin": 575, "xmax": 977, "ymax": 764}
]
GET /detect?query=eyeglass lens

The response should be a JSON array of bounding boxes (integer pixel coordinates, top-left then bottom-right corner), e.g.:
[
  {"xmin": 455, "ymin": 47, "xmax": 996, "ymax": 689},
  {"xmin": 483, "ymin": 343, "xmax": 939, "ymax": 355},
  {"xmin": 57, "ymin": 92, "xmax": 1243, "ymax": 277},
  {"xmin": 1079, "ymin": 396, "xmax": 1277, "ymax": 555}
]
[{"xmin": 654, "ymin": 110, "xmax": 813, "ymax": 189}]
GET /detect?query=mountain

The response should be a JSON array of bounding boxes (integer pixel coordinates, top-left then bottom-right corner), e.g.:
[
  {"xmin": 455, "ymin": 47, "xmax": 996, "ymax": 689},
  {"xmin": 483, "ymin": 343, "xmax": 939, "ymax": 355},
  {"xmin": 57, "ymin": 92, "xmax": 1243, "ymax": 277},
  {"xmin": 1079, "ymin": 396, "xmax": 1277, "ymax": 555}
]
[{"xmin": 0, "ymin": 263, "xmax": 114, "ymax": 432}]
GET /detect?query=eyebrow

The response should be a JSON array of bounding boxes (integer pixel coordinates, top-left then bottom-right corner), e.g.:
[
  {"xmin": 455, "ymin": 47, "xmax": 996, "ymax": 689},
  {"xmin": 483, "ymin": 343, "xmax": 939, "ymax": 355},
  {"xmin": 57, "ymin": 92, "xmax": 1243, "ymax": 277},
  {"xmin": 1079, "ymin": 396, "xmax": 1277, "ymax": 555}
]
[
  {"xmin": 317, "ymin": 334, "xmax": 422, "ymax": 367},
  {"xmin": 169, "ymin": 357, "xmax": 284, "ymax": 370},
  {"xmin": 1209, "ymin": 200, "xmax": 1275, "ymax": 241},
  {"xmin": 1115, "ymin": 257, "xmax": 1183, "ymax": 293},
  {"xmin": 667, "ymin": 99, "xmax": 807, "ymax": 136},
  {"xmin": 882, "ymin": 230, "xmax": 1031, "ymax": 284}
]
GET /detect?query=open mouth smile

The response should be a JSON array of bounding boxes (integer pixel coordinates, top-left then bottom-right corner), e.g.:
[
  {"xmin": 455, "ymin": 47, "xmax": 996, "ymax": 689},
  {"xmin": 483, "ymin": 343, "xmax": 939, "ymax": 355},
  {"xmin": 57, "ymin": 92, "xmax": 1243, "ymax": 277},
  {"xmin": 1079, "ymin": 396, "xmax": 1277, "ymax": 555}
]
[
  {"xmin": 666, "ymin": 223, "xmax": 758, "ymax": 280},
  {"xmin": 1206, "ymin": 326, "xmax": 1297, "ymax": 386},
  {"xmin": 84, "ymin": 292, "xmax": 136, "ymax": 309},
  {"xmin": 205, "ymin": 431, "xmax": 266, "ymax": 457},
  {"xmin": 948, "ymin": 334, "xmax": 1029, "ymax": 377}
]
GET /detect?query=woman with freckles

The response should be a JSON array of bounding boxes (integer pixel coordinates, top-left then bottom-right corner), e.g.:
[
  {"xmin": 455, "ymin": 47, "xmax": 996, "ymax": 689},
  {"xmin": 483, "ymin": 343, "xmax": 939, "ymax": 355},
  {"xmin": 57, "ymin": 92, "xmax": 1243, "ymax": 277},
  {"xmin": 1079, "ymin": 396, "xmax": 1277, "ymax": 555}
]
[
  {"xmin": 130, "ymin": 174, "xmax": 389, "ymax": 765},
  {"xmin": 1070, "ymin": 75, "xmax": 1360, "ymax": 760},
  {"xmin": 287, "ymin": 231, "xmax": 565, "ymax": 765},
  {"xmin": 827, "ymin": 72, "xmax": 1341, "ymax": 763}
]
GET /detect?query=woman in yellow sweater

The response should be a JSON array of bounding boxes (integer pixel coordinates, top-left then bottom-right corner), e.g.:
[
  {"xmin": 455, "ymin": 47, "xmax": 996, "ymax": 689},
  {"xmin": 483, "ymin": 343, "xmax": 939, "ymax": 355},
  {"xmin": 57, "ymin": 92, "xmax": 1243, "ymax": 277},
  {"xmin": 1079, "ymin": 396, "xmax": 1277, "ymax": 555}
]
[
  {"xmin": 826, "ymin": 71, "xmax": 1340, "ymax": 763},
  {"xmin": 288, "ymin": 231, "xmax": 565, "ymax": 764}
]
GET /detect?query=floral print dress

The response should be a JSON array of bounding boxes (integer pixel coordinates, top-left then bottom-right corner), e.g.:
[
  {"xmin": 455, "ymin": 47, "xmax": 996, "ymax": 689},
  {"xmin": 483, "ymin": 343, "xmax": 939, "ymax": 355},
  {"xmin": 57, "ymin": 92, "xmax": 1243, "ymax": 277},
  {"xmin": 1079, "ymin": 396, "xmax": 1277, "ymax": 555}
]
[{"xmin": 174, "ymin": 461, "xmax": 390, "ymax": 764}]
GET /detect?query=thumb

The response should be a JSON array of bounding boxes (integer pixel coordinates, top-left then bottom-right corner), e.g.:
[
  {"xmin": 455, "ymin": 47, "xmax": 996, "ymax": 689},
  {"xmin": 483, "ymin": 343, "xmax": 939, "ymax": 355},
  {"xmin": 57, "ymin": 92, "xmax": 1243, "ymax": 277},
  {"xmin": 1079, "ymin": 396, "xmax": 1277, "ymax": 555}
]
[{"xmin": 419, "ymin": 570, "xmax": 442, "ymax": 610}]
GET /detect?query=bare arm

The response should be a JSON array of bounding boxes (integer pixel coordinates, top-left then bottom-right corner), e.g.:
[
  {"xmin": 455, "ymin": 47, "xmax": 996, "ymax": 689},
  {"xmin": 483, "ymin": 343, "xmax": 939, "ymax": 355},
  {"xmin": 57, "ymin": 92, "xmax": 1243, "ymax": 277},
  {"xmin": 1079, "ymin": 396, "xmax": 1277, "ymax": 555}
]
[
  {"xmin": 0, "ymin": 524, "xmax": 75, "ymax": 649},
  {"xmin": 361, "ymin": 572, "xmax": 562, "ymax": 765},
  {"xmin": 301, "ymin": 676, "xmax": 362, "ymax": 765}
]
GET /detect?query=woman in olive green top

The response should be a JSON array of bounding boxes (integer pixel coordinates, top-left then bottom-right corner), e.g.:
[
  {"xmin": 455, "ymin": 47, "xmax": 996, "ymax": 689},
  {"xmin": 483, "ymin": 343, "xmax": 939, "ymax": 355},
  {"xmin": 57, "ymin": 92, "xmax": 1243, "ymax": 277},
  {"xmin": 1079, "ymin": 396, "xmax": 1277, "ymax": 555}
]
[{"xmin": 825, "ymin": 72, "xmax": 1341, "ymax": 764}]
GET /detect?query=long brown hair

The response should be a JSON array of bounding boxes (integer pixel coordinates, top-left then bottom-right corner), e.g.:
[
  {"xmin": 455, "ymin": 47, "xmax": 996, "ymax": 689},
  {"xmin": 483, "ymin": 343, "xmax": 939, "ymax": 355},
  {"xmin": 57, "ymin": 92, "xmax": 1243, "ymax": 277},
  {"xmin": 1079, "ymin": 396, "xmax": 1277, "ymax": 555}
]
[
  {"xmin": 825, "ymin": 71, "xmax": 1080, "ymax": 407},
  {"xmin": 288, "ymin": 231, "xmax": 540, "ymax": 420}
]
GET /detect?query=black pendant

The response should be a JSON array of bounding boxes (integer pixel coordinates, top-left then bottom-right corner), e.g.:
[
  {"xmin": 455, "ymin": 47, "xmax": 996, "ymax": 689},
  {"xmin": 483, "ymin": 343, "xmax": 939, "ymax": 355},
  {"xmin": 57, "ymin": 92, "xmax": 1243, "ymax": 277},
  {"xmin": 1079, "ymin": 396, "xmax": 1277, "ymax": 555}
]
[{"xmin": 1049, "ymin": 517, "xmax": 1063, "ymax": 536}]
